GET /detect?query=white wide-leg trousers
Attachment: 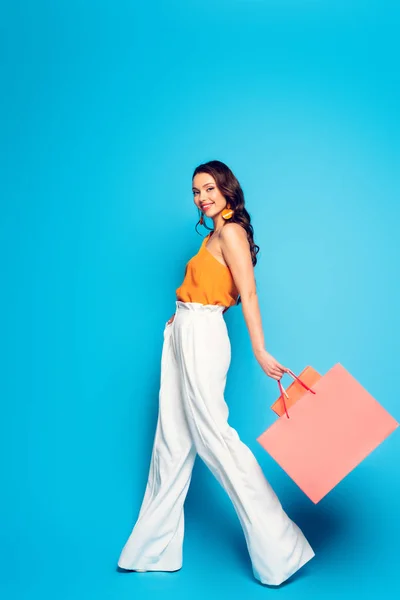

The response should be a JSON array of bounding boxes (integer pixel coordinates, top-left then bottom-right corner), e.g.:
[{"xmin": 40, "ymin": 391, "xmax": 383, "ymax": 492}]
[{"xmin": 118, "ymin": 301, "xmax": 315, "ymax": 585}]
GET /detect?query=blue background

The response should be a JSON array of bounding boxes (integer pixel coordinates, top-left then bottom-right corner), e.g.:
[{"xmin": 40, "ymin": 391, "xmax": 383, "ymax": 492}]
[{"xmin": 2, "ymin": 1, "xmax": 399, "ymax": 599}]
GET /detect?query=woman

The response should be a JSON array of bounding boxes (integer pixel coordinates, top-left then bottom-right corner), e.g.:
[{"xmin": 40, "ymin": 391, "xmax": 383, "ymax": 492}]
[{"xmin": 117, "ymin": 160, "xmax": 315, "ymax": 586}]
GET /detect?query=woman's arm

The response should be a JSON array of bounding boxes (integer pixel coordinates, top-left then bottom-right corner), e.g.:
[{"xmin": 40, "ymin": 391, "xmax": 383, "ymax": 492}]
[{"xmin": 220, "ymin": 224, "xmax": 287, "ymax": 381}]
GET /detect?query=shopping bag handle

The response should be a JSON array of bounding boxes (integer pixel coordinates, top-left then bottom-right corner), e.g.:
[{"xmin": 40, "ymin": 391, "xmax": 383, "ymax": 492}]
[{"xmin": 277, "ymin": 368, "xmax": 316, "ymax": 419}]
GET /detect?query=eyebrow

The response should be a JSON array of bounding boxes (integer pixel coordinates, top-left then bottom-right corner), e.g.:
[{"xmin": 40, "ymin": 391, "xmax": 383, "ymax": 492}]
[{"xmin": 192, "ymin": 182, "xmax": 215, "ymax": 190}]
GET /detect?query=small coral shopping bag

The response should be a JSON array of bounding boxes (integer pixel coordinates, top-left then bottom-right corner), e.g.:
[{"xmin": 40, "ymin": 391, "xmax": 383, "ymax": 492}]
[{"xmin": 257, "ymin": 364, "xmax": 399, "ymax": 503}]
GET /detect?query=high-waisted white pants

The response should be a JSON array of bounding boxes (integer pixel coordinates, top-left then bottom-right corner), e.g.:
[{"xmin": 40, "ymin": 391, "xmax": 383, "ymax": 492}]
[{"xmin": 117, "ymin": 301, "xmax": 315, "ymax": 585}]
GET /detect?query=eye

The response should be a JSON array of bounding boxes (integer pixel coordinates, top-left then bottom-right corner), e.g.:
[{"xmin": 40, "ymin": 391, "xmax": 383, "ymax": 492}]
[{"xmin": 207, "ymin": 187, "xmax": 214, "ymax": 192}]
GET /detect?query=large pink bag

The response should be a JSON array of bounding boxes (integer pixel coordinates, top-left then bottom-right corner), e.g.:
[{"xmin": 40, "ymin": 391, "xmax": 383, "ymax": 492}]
[{"xmin": 257, "ymin": 363, "xmax": 399, "ymax": 503}]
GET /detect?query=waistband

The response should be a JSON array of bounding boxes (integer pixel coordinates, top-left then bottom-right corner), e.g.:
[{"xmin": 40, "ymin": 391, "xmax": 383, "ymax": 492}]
[{"xmin": 175, "ymin": 301, "xmax": 226, "ymax": 315}]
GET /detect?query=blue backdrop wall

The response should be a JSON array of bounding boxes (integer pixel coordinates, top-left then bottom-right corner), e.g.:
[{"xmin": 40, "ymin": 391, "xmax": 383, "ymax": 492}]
[{"xmin": 2, "ymin": 1, "xmax": 399, "ymax": 599}]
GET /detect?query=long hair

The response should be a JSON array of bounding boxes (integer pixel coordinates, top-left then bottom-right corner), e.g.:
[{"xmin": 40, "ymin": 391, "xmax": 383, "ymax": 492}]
[{"xmin": 192, "ymin": 160, "xmax": 260, "ymax": 306}]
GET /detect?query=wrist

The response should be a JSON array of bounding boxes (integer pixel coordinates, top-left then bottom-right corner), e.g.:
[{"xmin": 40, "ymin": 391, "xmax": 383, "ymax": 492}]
[{"xmin": 253, "ymin": 346, "xmax": 267, "ymax": 359}]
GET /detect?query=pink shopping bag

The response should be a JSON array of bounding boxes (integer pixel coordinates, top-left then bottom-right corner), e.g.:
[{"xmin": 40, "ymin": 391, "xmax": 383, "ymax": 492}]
[{"xmin": 257, "ymin": 363, "xmax": 399, "ymax": 503}]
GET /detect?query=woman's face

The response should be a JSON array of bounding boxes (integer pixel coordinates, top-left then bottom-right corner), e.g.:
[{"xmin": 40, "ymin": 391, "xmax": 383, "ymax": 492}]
[{"xmin": 192, "ymin": 173, "xmax": 228, "ymax": 220}]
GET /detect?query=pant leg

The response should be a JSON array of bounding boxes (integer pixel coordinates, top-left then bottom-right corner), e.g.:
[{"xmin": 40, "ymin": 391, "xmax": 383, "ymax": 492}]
[
  {"xmin": 118, "ymin": 319, "xmax": 197, "ymax": 571},
  {"xmin": 173, "ymin": 305, "xmax": 315, "ymax": 586}
]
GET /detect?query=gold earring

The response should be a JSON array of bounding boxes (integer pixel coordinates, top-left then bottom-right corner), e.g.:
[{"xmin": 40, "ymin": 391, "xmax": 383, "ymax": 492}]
[
  {"xmin": 221, "ymin": 204, "xmax": 234, "ymax": 220},
  {"xmin": 199, "ymin": 212, "xmax": 204, "ymax": 225}
]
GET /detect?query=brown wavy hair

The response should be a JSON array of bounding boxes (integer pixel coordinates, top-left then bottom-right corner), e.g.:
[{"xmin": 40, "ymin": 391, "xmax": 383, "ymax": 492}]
[{"xmin": 193, "ymin": 160, "xmax": 260, "ymax": 306}]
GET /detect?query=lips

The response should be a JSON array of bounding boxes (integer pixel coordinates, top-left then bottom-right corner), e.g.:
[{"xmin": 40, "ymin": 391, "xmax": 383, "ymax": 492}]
[{"xmin": 201, "ymin": 203, "xmax": 213, "ymax": 211}]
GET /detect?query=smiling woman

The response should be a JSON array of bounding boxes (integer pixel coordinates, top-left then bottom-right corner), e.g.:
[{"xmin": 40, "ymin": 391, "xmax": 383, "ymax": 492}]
[
  {"xmin": 191, "ymin": 165, "xmax": 260, "ymax": 311},
  {"xmin": 117, "ymin": 160, "xmax": 315, "ymax": 586}
]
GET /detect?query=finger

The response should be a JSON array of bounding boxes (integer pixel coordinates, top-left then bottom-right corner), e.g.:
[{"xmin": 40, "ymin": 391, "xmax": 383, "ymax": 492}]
[
  {"xmin": 268, "ymin": 366, "xmax": 284, "ymax": 379},
  {"xmin": 270, "ymin": 372, "xmax": 281, "ymax": 380}
]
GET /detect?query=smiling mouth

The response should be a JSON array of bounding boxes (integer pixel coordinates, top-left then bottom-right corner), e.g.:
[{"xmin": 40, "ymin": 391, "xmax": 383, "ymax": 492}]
[{"xmin": 202, "ymin": 204, "xmax": 213, "ymax": 210}]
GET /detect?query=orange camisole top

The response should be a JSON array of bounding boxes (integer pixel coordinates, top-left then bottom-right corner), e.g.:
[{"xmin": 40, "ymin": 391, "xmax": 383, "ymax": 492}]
[{"xmin": 175, "ymin": 232, "xmax": 239, "ymax": 311}]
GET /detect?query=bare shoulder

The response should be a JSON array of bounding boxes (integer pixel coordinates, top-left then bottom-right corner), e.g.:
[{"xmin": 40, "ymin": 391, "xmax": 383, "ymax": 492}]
[
  {"xmin": 219, "ymin": 223, "xmax": 253, "ymax": 277},
  {"xmin": 220, "ymin": 223, "xmax": 249, "ymax": 246}
]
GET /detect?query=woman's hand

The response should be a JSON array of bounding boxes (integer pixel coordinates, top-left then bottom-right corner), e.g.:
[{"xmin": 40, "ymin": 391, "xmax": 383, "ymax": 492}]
[
  {"xmin": 255, "ymin": 348, "xmax": 288, "ymax": 381},
  {"xmin": 166, "ymin": 314, "xmax": 175, "ymax": 325}
]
